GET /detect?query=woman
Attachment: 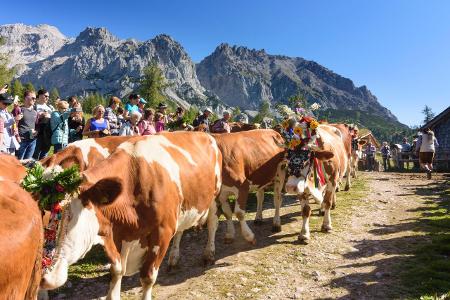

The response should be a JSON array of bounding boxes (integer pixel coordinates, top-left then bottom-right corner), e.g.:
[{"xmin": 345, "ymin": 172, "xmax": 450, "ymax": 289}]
[
  {"xmin": 119, "ymin": 111, "xmax": 141, "ymax": 136},
  {"xmin": 104, "ymin": 96, "xmax": 121, "ymax": 136},
  {"xmin": 82, "ymin": 105, "xmax": 110, "ymax": 138},
  {"xmin": 138, "ymin": 109, "xmax": 156, "ymax": 135},
  {"xmin": 417, "ymin": 128, "xmax": 439, "ymax": 179},
  {"xmin": 50, "ymin": 101, "xmax": 71, "ymax": 153},
  {"xmin": 68, "ymin": 103, "xmax": 85, "ymax": 143}
]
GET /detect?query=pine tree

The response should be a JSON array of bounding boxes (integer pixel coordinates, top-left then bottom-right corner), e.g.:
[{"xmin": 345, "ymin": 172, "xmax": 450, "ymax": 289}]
[
  {"xmin": 82, "ymin": 93, "xmax": 107, "ymax": 115},
  {"xmin": 49, "ymin": 88, "xmax": 60, "ymax": 106},
  {"xmin": 10, "ymin": 79, "xmax": 24, "ymax": 98},
  {"xmin": 24, "ymin": 82, "xmax": 35, "ymax": 92},
  {"xmin": 288, "ymin": 91, "xmax": 307, "ymax": 108},
  {"xmin": 0, "ymin": 37, "xmax": 15, "ymax": 88},
  {"xmin": 253, "ymin": 101, "xmax": 272, "ymax": 123},
  {"xmin": 422, "ymin": 105, "xmax": 435, "ymax": 124},
  {"xmin": 139, "ymin": 62, "xmax": 171, "ymax": 108}
]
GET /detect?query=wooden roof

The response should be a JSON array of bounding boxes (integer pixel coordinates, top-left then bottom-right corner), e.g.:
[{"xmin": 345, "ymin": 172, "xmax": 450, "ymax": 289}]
[
  {"xmin": 359, "ymin": 131, "xmax": 381, "ymax": 148},
  {"xmin": 421, "ymin": 106, "xmax": 450, "ymax": 130}
]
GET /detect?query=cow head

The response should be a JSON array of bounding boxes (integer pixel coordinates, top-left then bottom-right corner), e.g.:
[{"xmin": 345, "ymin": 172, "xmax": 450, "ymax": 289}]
[
  {"xmin": 40, "ymin": 175, "xmax": 122, "ymax": 290},
  {"xmin": 285, "ymin": 148, "xmax": 333, "ymax": 195}
]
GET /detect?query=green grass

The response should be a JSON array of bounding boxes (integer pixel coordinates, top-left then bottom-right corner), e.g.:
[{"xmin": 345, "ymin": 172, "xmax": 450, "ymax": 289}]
[{"xmin": 400, "ymin": 180, "xmax": 450, "ymax": 299}]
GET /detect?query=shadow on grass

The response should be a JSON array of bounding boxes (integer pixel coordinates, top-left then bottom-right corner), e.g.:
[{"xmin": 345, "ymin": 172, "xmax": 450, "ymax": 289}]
[{"xmin": 327, "ymin": 174, "xmax": 450, "ymax": 299}]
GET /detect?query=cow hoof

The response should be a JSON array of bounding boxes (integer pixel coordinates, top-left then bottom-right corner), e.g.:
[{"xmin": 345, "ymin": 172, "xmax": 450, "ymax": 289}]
[
  {"xmin": 321, "ymin": 225, "xmax": 332, "ymax": 232},
  {"xmin": 344, "ymin": 185, "xmax": 350, "ymax": 191},
  {"xmin": 271, "ymin": 225, "xmax": 281, "ymax": 233},
  {"xmin": 298, "ymin": 235, "xmax": 310, "ymax": 244},
  {"xmin": 331, "ymin": 203, "xmax": 336, "ymax": 210},
  {"xmin": 318, "ymin": 210, "xmax": 325, "ymax": 216},
  {"xmin": 203, "ymin": 253, "xmax": 216, "ymax": 266},
  {"xmin": 224, "ymin": 237, "xmax": 234, "ymax": 244},
  {"xmin": 254, "ymin": 219, "xmax": 263, "ymax": 226},
  {"xmin": 249, "ymin": 238, "xmax": 257, "ymax": 246}
]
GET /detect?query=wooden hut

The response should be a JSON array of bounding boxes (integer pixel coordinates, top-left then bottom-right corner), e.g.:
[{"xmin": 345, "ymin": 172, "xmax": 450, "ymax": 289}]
[{"xmin": 420, "ymin": 106, "xmax": 450, "ymax": 170}]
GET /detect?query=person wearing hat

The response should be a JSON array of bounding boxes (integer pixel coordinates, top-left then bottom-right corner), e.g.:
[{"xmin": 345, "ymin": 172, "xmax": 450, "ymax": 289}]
[
  {"xmin": 138, "ymin": 97, "xmax": 147, "ymax": 114},
  {"xmin": 0, "ymin": 93, "xmax": 21, "ymax": 154},
  {"xmin": 211, "ymin": 111, "xmax": 232, "ymax": 133},
  {"xmin": 193, "ymin": 108, "xmax": 212, "ymax": 132},
  {"xmin": 124, "ymin": 93, "xmax": 140, "ymax": 120},
  {"xmin": 156, "ymin": 102, "xmax": 170, "ymax": 126}
]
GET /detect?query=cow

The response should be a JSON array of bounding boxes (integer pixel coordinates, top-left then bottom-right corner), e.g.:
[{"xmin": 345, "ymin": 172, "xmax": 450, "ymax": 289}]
[
  {"xmin": 0, "ymin": 154, "xmax": 26, "ymax": 183},
  {"xmin": 40, "ymin": 132, "xmax": 222, "ymax": 300},
  {"xmin": 212, "ymin": 129, "xmax": 287, "ymax": 244},
  {"xmin": 285, "ymin": 124, "xmax": 349, "ymax": 243},
  {"xmin": 330, "ymin": 124, "xmax": 353, "ymax": 191},
  {"xmin": 194, "ymin": 122, "xmax": 260, "ymax": 133},
  {"xmin": 0, "ymin": 180, "xmax": 43, "ymax": 300}
]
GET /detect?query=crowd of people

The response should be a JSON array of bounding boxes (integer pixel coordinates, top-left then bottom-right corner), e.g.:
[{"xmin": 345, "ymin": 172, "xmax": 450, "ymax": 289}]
[{"xmin": 0, "ymin": 88, "xmax": 234, "ymax": 159}]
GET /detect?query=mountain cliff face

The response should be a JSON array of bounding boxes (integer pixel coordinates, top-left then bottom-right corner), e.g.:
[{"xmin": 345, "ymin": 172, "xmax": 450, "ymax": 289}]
[
  {"xmin": 1, "ymin": 24, "xmax": 400, "ymax": 124},
  {"xmin": 197, "ymin": 44, "xmax": 397, "ymax": 121}
]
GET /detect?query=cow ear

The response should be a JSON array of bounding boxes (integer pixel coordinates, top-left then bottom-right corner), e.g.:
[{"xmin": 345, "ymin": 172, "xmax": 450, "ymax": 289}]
[
  {"xmin": 315, "ymin": 150, "xmax": 334, "ymax": 161},
  {"xmin": 80, "ymin": 177, "xmax": 123, "ymax": 206}
]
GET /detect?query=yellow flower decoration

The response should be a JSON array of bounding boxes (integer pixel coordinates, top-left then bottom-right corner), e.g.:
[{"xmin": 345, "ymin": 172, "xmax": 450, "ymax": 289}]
[
  {"xmin": 289, "ymin": 139, "xmax": 301, "ymax": 149},
  {"xmin": 281, "ymin": 120, "xmax": 289, "ymax": 129},
  {"xmin": 310, "ymin": 119, "xmax": 319, "ymax": 130},
  {"xmin": 293, "ymin": 126, "xmax": 303, "ymax": 136}
]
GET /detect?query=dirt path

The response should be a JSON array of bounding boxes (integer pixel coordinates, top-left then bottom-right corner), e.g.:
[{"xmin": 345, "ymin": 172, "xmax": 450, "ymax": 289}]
[{"xmin": 56, "ymin": 172, "xmax": 447, "ymax": 299}]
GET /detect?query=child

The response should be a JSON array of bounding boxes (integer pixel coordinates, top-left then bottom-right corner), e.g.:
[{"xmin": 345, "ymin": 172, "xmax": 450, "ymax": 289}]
[
  {"xmin": 155, "ymin": 112, "xmax": 165, "ymax": 132},
  {"xmin": 138, "ymin": 109, "xmax": 156, "ymax": 135},
  {"xmin": 116, "ymin": 106, "xmax": 125, "ymax": 128}
]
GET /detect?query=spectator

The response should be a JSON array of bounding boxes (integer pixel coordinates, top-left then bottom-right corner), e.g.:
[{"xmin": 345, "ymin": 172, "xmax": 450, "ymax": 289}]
[
  {"xmin": 67, "ymin": 96, "xmax": 78, "ymax": 108},
  {"xmin": 17, "ymin": 91, "xmax": 38, "ymax": 160},
  {"xmin": 156, "ymin": 102, "xmax": 169, "ymax": 124},
  {"xmin": 33, "ymin": 89, "xmax": 54, "ymax": 159},
  {"xmin": 380, "ymin": 141, "xmax": 391, "ymax": 171},
  {"xmin": 82, "ymin": 105, "xmax": 110, "ymax": 138},
  {"xmin": 10, "ymin": 96, "xmax": 22, "ymax": 144},
  {"xmin": 211, "ymin": 111, "xmax": 232, "ymax": 133},
  {"xmin": 0, "ymin": 94, "xmax": 20, "ymax": 154},
  {"xmin": 104, "ymin": 96, "xmax": 122, "ymax": 136},
  {"xmin": 400, "ymin": 137, "xmax": 412, "ymax": 169},
  {"xmin": 68, "ymin": 103, "xmax": 85, "ymax": 143},
  {"xmin": 117, "ymin": 106, "xmax": 125, "ymax": 128},
  {"xmin": 50, "ymin": 101, "xmax": 71, "ymax": 153},
  {"xmin": 138, "ymin": 97, "xmax": 147, "ymax": 114},
  {"xmin": 124, "ymin": 93, "xmax": 140, "ymax": 119},
  {"xmin": 175, "ymin": 107, "xmax": 184, "ymax": 121},
  {"xmin": 193, "ymin": 108, "xmax": 212, "ymax": 132},
  {"xmin": 365, "ymin": 141, "xmax": 376, "ymax": 171},
  {"xmin": 119, "ymin": 111, "xmax": 141, "ymax": 136},
  {"xmin": 155, "ymin": 112, "xmax": 165, "ymax": 132},
  {"xmin": 416, "ymin": 128, "xmax": 439, "ymax": 179},
  {"xmin": 138, "ymin": 109, "xmax": 156, "ymax": 135}
]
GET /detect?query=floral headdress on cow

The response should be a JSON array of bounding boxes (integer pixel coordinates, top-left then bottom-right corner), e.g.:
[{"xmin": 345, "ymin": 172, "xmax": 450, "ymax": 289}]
[
  {"xmin": 21, "ymin": 164, "xmax": 82, "ymax": 272},
  {"xmin": 280, "ymin": 102, "xmax": 326, "ymax": 187}
]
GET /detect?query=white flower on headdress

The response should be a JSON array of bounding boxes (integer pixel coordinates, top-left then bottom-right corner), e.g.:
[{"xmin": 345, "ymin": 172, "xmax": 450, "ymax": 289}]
[
  {"xmin": 42, "ymin": 165, "xmax": 64, "ymax": 181},
  {"xmin": 310, "ymin": 103, "xmax": 321, "ymax": 111}
]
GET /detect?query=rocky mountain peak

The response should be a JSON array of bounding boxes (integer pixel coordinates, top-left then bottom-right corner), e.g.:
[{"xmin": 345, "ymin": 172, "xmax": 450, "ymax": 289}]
[{"xmin": 75, "ymin": 27, "xmax": 118, "ymax": 45}]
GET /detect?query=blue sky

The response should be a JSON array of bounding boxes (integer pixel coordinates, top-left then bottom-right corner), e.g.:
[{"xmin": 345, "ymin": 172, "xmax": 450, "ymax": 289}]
[{"xmin": 2, "ymin": 0, "xmax": 449, "ymax": 126}]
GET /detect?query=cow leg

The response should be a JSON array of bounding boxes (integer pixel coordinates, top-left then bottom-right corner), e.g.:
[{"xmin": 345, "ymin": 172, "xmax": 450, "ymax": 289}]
[
  {"xmin": 140, "ymin": 227, "xmax": 173, "ymax": 300},
  {"xmin": 254, "ymin": 188, "xmax": 265, "ymax": 225},
  {"xmin": 321, "ymin": 185, "xmax": 334, "ymax": 232},
  {"xmin": 107, "ymin": 258, "xmax": 124, "ymax": 300},
  {"xmin": 344, "ymin": 161, "xmax": 351, "ymax": 191},
  {"xmin": 235, "ymin": 186, "xmax": 256, "ymax": 244},
  {"xmin": 203, "ymin": 200, "xmax": 219, "ymax": 264},
  {"xmin": 272, "ymin": 163, "xmax": 286, "ymax": 232},
  {"xmin": 167, "ymin": 231, "xmax": 183, "ymax": 270},
  {"xmin": 220, "ymin": 196, "xmax": 235, "ymax": 244},
  {"xmin": 298, "ymin": 194, "xmax": 311, "ymax": 243}
]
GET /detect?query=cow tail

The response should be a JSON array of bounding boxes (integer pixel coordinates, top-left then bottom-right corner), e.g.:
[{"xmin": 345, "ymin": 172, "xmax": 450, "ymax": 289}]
[{"xmin": 25, "ymin": 223, "xmax": 44, "ymax": 300}]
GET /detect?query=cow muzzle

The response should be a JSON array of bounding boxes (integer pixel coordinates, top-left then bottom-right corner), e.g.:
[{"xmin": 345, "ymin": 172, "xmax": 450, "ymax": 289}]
[
  {"xmin": 40, "ymin": 258, "xmax": 69, "ymax": 290},
  {"xmin": 285, "ymin": 176, "xmax": 306, "ymax": 195}
]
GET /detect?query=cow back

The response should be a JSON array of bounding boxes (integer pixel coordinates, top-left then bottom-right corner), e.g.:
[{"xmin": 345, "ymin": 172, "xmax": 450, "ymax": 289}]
[
  {"xmin": 0, "ymin": 180, "xmax": 43, "ymax": 299},
  {"xmin": 0, "ymin": 154, "xmax": 26, "ymax": 183}
]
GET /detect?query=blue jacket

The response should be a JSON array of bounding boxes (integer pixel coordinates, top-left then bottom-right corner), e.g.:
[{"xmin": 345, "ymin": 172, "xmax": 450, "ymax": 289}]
[{"xmin": 50, "ymin": 111, "xmax": 70, "ymax": 145}]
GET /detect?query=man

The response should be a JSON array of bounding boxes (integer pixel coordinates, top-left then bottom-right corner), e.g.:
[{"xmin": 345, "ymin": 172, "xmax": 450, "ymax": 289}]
[
  {"xmin": 124, "ymin": 93, "xmax": 140, "ymax": 119},
  {"xmin": 193, "ymin": 108, "xmax": 212, "ymax": 131},
  {"xmin": 0, "ymin": 94, "xmax": 21, "ymax": 154},
  {"xmin": 33, "ymin": 89, "xmax": 54, "ymax": 159},
  {"xmin": 17, "ymin": 91, "xmax": 38, "ymax": 160},
  {"xmin": 211, "ymin": 111, "xmax": 232, "ymax": 133},
  {"xmin": 380, "ymin": 141, "xmax": 391, "ymax": 171},
  {"xmin": 401, "ymin": 137, "xmax": 412, "ymax": 169},
  {"xmin": 138, "ymin": 97, "xmax": 147, "ymax": 114},
  {"xmin": 365, "ymin": 141, "xmax": 376, "ymax": 171},
  {"xmin": 157, "ymin": 102, "xmax": 170, "ymax": 123}
]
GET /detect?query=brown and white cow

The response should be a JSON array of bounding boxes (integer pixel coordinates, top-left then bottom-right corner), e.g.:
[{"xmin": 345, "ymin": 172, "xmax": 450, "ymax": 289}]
[
  {"xmin": 330, "ymin": 124, "xmax": 353, "ymax": 191},
  {"xmin": 285, "ymin": 124, "xmax": 349, "ymax": 242},
  {"xmin": 0, "ymin": 153, "xmax": 26, "ymax": 183},
  {"xmin": 212, "ymin": 129, "xmax": 287, "ymax": 244},
  {"xmin": 0, "ymin": 180, "xmax": 43, "ymax": 299},
  {"xmin": 40, "ymin": 132, "xmax": 222, "ymax": 300}
]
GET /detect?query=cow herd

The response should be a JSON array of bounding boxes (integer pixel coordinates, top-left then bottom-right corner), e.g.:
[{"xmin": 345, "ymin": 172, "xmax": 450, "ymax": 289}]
[{"xmin": 0, "ymin": 123, "xmax": 355, "ymax": 300}]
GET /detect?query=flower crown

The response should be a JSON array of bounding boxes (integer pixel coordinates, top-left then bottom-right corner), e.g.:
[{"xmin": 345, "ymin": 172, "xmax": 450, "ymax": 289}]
[
  {"xmin": 21, "ymin": 164, "xmax": 83, "ymax": 210},
  {"xmin": 281, "ymin": 116, "xmax": 320, "ymax": 151}
]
